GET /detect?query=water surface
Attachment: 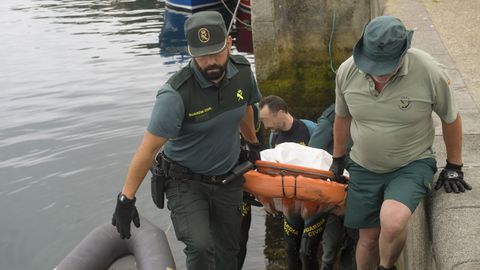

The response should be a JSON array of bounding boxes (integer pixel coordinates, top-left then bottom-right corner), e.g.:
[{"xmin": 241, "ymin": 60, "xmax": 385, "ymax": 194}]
[{"xmin": 0, "ymin": 1, "xmax": 265, "ymax": 269}]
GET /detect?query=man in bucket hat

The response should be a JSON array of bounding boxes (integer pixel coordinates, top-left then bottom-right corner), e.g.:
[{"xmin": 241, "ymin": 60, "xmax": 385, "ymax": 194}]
[
  {"xmin": 111, "ymin": 10, "xmax": 261, "ymax": 270},
  {"xmin": 328, "ymin": 16, "xmax": 472, "ymax": 270}
]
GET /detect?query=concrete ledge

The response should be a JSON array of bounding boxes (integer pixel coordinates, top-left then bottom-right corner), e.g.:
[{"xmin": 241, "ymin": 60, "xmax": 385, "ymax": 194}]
[
  {"xmin": 429, "ymin": 167, "xmax": 480, "ymax": 269},
  {"xmin": 398, "ymin": 200, "xmax": 436, "ymax": 270},
  {"xmin": 385, "ymin": 1, "xmax": 480, "ymax": 269}
]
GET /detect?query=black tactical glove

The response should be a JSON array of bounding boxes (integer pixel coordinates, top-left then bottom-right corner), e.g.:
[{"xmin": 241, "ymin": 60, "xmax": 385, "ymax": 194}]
[
  {"xmin": 434, "ymin": 160, "xmax": 472, "ymax": 193},
  {"xmin": 243, "ymin": 191, "xmax": 263, "ymax": 207},
  {"xmin": 247, "ymin": 142, "xmax": 262, "ymax": 163},
  {"xmin": 112, "ymin": 193, "xmax": 140, "ymax": 239},
  {"xmin": 329, "ymin": 155, "xmax": 347, "ymax": 184}
]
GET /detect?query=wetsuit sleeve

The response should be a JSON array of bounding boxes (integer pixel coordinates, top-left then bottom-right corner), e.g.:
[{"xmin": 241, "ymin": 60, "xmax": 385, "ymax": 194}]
[
  {"xmin": 432, "ymin": 62, "xmax": 458, "ymax": 124},
  {"xmin": 146, "ymin": 84, "xmax": 185, "ymax": 138}
]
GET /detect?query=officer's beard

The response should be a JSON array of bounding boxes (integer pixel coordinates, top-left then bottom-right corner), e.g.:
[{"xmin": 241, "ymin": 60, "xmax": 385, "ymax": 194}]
[{"xmin": 198, "ymin": 52, "xmax": 229, "ymax": 81}]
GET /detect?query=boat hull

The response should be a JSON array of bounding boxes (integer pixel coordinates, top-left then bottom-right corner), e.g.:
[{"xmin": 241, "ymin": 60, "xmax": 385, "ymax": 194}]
[{"xmin": 166, "ymin": 0, "xmax": 224, "ymax": 12}]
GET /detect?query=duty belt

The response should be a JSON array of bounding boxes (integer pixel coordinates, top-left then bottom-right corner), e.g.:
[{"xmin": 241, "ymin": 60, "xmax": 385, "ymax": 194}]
[{"xmin": 159, "ymin": 152, "xmax": 231, "ymax": 185}]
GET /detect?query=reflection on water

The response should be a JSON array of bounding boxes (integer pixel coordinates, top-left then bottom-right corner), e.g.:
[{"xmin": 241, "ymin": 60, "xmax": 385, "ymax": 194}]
[
  {"xmin": 0, "ymin": 0, "xmax": 262, "ymax": 269},
  {"xmin": 159, "ymin": 8, "xmax": 188, "ymax": 57}
]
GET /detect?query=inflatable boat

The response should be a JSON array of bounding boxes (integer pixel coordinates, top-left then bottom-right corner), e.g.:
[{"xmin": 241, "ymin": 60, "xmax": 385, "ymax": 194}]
[{"xmin": 55, "ymin": 216, "xmax": 176, "ymax": 270}]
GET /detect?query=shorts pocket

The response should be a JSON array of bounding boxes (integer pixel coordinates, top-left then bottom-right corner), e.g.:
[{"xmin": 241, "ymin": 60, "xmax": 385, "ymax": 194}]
[
  {"xmin": 417, "ymin": 158, "xmax": 437, "ymax": 191},
  {"xmin": 423, "ymin": 176, "xmax": 434, "ymax": 191}
]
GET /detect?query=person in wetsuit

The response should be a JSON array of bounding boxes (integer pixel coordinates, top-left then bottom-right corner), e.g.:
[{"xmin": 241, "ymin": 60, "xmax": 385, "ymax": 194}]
[{"xmin": 259, "ymin": 95, "xmax": 323, "ymax": 270}]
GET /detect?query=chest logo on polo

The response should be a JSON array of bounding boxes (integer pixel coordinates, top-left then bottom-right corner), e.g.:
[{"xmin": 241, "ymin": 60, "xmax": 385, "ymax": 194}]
[
  {"xmin": 398, "ymin": 96, "xmax": 412, "ymax": 111},
  {"xmin": 198, "ymin": 28, "xmax": 210, "ymax": 43},
  {"xmin": 236, "ymin": 89, "xmax": 244, "ymax": 101}
]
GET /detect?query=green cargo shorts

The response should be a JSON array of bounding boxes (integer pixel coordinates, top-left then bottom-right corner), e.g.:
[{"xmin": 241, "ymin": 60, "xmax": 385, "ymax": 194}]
[{"xmin": 344, "ymin": 158, "xmax": 437, "ymax": 229}]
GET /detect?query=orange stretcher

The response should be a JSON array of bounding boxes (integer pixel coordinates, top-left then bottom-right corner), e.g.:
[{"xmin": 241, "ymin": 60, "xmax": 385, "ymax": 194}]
[{"xmin": 243, "ymin": 160, "xmax": 348, "ymax": 218}]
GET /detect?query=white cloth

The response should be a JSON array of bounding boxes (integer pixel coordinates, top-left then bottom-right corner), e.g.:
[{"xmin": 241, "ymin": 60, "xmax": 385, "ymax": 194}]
[{"xmin": 260, "ymin": 142, "xmax": 349, "ymax": 177}]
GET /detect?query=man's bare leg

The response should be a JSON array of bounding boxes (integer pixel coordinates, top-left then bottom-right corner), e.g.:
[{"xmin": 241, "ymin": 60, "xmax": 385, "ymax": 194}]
[
  {"xmin": 378, "ymin": 199, "xmax": 411, "ymax": 268},
  {"xmin": 356, "ymin": 227, "xmax": 380, "ymax": 270}
]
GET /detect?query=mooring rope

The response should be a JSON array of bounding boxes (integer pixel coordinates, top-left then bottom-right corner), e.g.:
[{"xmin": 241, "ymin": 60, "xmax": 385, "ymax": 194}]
[
  {"xmin": 328, "ymin": 0, "xmax": 337, "ymax": 74},
  {"xmin": 221, "ymin": 0, "xmax": 252, "ymax": 32}
]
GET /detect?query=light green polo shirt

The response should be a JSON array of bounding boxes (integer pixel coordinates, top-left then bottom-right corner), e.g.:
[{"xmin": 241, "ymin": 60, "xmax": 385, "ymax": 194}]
[{"xmin": 335, "ymin": 48, "xmax": 458, "ymax": 173}]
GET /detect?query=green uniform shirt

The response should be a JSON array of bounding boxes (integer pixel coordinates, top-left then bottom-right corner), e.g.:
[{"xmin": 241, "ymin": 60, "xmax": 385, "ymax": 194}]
[
  {"xmin": 335, "ymin": 48, "xmax": 458, "ymax": 173},
  {"xmin": 308, "ymin": 104, "xmax": 335, "ymax": 154},
  {"xmin": 147, "ymin": 55, "xmax": 261, "ymax": 175}
]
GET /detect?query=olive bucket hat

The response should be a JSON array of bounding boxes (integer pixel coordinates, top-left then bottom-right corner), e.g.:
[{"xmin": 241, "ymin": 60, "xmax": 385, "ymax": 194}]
[
  {"xmin": 184, "ymin": 11, "xmax": 228, "ymax": 57},
  {"xmin": 353, "ymin": 16, "xmax": 414, "ymax": 76}
]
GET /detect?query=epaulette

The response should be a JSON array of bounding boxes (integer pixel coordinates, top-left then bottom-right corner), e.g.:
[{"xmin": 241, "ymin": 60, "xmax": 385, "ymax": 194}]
[
  {"xmin": 167, "ymin": 66, "xmax": 193, "ymax": 90},
  {"xmin": 315, "ymin": 104, "xmax": 335, "ymax": 124},
  {"xmin": 229, "ymin": 55, "xmax": 251, "ymax": 66}
]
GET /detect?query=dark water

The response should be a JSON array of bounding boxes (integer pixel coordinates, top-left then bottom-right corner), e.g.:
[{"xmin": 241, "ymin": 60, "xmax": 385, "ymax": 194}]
[{"xmin": 0, "ymin": 0, "xmax": 266, "ymax": 269}]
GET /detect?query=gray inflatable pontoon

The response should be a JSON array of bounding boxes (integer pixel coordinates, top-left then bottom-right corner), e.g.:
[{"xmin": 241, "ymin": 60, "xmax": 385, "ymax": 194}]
[{"xmin": 56, "ymin": 216, "xmax": 176, "ymax": 270}]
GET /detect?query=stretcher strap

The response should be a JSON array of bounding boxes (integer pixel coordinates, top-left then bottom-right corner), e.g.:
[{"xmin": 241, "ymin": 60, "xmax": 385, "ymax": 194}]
[
  {"xmin": 294, "ymin": 175, "xmax": 297, "ymax": 197},
  {"xmin": 282, "ymin": 175, "xmax": 286, "ymax": 197},
  {"xmin": 256, "ymin": 163, "xmax": 333, "ymax": 180}
]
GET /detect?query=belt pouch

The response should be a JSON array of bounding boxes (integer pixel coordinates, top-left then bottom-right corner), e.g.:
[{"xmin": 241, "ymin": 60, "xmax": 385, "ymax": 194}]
[{"xmin": 150, "ymin": 161, "xmax": 166, "ymax": 209}]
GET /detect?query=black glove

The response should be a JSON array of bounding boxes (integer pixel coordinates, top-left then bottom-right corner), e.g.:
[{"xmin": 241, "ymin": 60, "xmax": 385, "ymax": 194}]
[
  {"xmin": 112, "ymin": 193, "xmax": 140, "ymax": 239},
  {"xmin": 329, "ymin": 155, "xmax": 347, "ymax": 184},
  {"xmin": 243, "ymin": 191, "xmax": 263, "ymax": 207},
  {"xmin": 434, "ymin": 160, "xmax": 472, "ymax": 193},
  {"xmin": 247, "ymin": 142, "xmax": 262, "ymax": 163}
]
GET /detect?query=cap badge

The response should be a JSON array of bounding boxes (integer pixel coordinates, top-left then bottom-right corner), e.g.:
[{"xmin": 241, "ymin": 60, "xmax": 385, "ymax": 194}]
[{"xmin": 198, "ymin": 28, "xmax": 210, "ymax": 43}]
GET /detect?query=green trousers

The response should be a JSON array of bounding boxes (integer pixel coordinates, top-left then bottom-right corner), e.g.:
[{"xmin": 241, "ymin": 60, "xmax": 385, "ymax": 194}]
[{"xmin": 165, "ymin": 177, "xmax": 244, "ymax": 270}]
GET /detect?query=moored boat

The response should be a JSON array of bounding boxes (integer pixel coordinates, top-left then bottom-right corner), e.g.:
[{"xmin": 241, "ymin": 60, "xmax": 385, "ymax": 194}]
[
  {"xmin": 165, "ymin": 0, "xmax": 225, "ymax": 13},
  {"xmin": 234, "ymin": 0, "xmax": 253, "ymax": 53},
  {"xmin": 158, "ymin": 8, "xmax": 189, "ymax": 58}
]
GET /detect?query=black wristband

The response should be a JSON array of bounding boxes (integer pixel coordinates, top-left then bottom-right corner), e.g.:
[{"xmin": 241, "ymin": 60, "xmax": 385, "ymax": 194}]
[
  {"xmin": 118, "ymin": 193, "xmax": 135, "ymax": 204},
  {"xmin": 445, "ymin": 160, "xmax": 463, "ymax": 170},
  {"xmin": 332, "ymin": 155, "xmax": 346, "ymax": 162}
]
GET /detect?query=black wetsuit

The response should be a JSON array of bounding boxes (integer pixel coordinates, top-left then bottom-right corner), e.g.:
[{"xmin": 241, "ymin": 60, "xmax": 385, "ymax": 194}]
[
  {"xmin": 272, "ymin": 118, "xmax": 326, "ymax": 270},
  {"xmin": 271, "ymin": 118, "xmax": 312, "ymax": 147}
]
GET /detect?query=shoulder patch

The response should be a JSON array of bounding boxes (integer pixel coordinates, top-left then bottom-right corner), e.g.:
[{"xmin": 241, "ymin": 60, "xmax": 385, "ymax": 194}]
[
  {"xmin": 230, "ymin": 55, "xmax": 251, "ymax": 66},
  {"xmin": 167, "ymin": 65, "xmax": 193, "ymax": 90}
]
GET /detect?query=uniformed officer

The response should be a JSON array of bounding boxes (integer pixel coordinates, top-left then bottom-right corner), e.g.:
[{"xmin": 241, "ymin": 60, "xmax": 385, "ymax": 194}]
[
  {"xmin": 111, "ymin": 11, "xmax": 261, "ymax": 270},
  {"xmin": 309, "ymin": 104, "xmax": 358, "ymax": 270}
]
